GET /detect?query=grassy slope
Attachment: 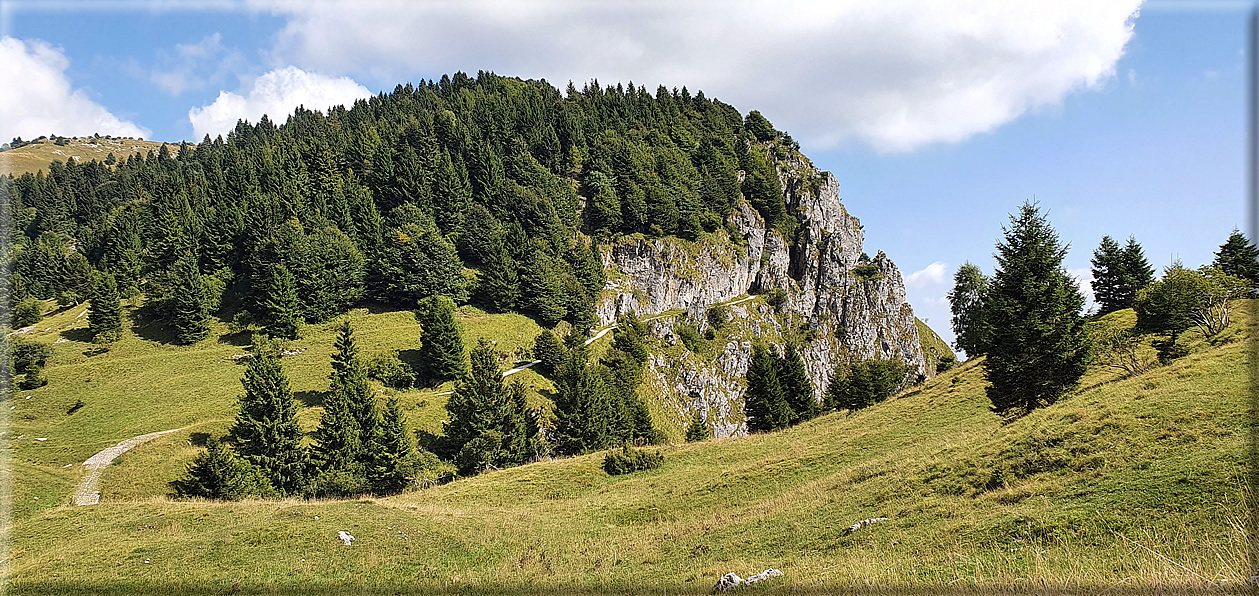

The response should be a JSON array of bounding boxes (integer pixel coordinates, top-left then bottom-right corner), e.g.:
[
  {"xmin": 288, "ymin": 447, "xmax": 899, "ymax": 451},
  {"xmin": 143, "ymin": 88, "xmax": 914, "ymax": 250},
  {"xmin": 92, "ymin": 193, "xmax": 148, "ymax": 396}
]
[
  {"xmin": 3, "ymin": 304, "xmax": 1250, "ymax": 594},
  {"xmin": 0, "ymin": 138, "xmax": 175, "ymax": 176}
]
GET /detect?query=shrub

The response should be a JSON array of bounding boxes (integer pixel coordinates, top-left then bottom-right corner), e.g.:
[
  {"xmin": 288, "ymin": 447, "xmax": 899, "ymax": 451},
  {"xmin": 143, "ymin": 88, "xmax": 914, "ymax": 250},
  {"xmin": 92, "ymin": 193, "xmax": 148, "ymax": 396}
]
[
  {"xmin": 764, "ymin": 288, "xmax": 787, "ymax": 309},
  {"xmin": 366, "ymin": 353, "xmax": 416, "ymax": 388},
  {"xmin": 67, "ymin": 399, "xmax": 86, "ymax": 414},
  {"xmin": 675, "ymin": 321, "xmax": 708, "ymax": 354},
  {"xmin": 705, "ymin": 304, "xmax": 729, "ymax": 335},
  {"xmin": 602, "ymin": 444, "xmax": 664, "ymax": 475},
  {"xmin": 936, "ymin": 354, "xmax": 957, "ymax": 373},
  {"xmin": 852, "ymin": 263, "xmax": 884, "ymax": 281}
]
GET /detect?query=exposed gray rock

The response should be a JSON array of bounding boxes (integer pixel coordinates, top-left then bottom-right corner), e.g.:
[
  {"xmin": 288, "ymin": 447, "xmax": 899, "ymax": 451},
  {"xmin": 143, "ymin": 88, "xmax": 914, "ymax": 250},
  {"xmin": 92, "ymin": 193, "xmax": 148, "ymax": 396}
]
[{"xmin": 597, "ymin": 162, "xmax": 928, "ymax": 436}]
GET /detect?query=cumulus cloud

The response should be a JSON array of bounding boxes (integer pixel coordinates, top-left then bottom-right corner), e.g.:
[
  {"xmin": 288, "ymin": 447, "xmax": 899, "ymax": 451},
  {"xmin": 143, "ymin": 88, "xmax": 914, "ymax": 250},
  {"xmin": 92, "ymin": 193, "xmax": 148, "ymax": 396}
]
[
  {"xmin": 251, "ymin": 0, "xmax": 1141, "ymax": 152},
  {"xmin": 0, "ymin": 37, "xmax": 150, "ymax": 141},
  {"xmin": 188, "ymin": 66, "xmax": 372, "ymax": 139},
  {"xmin": 905, "ymin": 261, "xmax": 950, "ymax": 289}
]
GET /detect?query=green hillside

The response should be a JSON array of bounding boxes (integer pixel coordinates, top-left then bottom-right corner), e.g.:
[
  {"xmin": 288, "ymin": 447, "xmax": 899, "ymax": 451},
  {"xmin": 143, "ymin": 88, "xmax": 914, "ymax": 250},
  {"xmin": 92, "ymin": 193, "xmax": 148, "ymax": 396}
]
[{"xmin": 3, "ymin": 302, "xmax": 1249, "ymax": 594}]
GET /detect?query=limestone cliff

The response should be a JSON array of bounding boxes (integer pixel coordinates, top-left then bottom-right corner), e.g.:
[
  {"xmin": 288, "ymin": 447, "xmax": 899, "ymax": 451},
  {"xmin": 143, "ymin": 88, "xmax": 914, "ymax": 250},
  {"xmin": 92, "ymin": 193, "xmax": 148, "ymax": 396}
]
[{"xmin": 596, "ymin": 160, "xmax": 928, "ymax": 438}]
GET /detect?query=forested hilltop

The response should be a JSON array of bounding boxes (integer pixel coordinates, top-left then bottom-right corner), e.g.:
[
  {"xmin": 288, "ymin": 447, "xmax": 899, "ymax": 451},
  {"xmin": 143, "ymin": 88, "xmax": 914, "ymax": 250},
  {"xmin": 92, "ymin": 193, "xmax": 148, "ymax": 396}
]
[{"xmin": 5, "ymin": 71, "xmax": 805, "ymax": 334}]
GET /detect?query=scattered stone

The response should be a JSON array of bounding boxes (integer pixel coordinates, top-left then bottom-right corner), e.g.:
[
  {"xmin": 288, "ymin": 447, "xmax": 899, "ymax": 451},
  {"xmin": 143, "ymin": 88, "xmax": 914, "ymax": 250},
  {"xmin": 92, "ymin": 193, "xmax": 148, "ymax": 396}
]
[
  {"xmin": 36, "ymin": 438, "xmax": 47, "ymax": 441},
  {"xmin": 338, "ymin": 531, "xmax": 354, "ymax": 546},
  {"xmin": 54, "ymin": 338, "xmax": 67, "ymax": 344},
  {"xmin": 713, "ymin": 572, "xmax": 742, "ymax": 593},
  {"xmin": 745, "ymin": 569, "xmax": 783, "ymax": 585},
  {"xmin": 846, "ymin": 517, "xmax": 889, "ymax": 535}
]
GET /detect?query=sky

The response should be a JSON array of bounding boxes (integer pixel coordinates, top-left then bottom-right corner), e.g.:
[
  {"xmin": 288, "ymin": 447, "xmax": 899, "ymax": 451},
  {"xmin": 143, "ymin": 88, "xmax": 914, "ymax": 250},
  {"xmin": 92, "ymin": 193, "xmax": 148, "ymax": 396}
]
[{"xmin": 0, "ymin": 0, "xmax": 1249, "ymax": 354}]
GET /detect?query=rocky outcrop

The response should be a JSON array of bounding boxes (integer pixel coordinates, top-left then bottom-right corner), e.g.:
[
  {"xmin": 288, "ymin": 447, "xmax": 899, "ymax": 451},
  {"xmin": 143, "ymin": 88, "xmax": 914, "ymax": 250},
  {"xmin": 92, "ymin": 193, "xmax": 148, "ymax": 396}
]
[{"xmin": 596, "ymin": 162, "xmax": 927, "ymax": 438}]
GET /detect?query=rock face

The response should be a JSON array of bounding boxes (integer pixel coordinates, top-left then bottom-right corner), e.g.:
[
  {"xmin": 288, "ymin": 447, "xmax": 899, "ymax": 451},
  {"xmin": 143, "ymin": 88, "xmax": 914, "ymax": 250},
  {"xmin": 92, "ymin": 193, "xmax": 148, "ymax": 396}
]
[{"xmin": 597, "ymin": 165, "xmax": 927, "ymax": 438}]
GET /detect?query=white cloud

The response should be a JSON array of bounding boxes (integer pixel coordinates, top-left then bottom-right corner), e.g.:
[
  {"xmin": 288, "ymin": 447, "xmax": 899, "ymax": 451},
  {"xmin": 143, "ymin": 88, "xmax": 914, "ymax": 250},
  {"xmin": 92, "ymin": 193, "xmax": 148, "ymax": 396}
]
[
  {"xmin": 250, "ymin": 0, "xmax": 1141, "ymax": 152},
  {"xmin": 150, "ymin": 32, "xmax": 248, "ymax": 96},
  {"xmin": 188, "ymin": 66, "xmax": 372, "ymax": 139},
  {"xmin": 0, "ymin": 37, "xmax": 150, "ymax": 141},
  {"xmin": 1068, "ymin": 267, "xmax": 1096, "ymax": 312},
  {"xmin": 905, "ymin": 261, "xmax": 950, "ymax": 289}
]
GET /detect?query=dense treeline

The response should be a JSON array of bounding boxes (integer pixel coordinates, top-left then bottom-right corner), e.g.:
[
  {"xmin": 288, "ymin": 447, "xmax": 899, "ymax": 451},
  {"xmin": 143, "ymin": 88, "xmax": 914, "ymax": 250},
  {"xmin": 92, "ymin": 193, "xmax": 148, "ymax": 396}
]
[{"xmin": 3, "ymin": 72, "xmax": 801, "ymax": 337}]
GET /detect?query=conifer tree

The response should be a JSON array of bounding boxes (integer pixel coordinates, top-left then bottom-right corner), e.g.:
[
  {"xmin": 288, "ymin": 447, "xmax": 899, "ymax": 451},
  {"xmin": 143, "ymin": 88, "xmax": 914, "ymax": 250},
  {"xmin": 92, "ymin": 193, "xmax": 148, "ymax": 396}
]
[
  {"xmin": 533, "ymin": 329, "xmax": 568, "ymax": 376},
  {"xmin": 1213, "ymin": 229, "xmax": 1259, "ymax": 286},
  {"xmin": 983, "ymin": 202, "xmax": 1088, "ymax": 416},
  {"xmin": 260, "ymin": 264, "xmax": 301, "ymax": 340},
  {"xmin": 88, "ymin": 272, "xmax": 123, "ymax": 343},
  {"xmin": 172, "ymin": 436, "xmax": 272, "ymax": 500},
  {"xmin": 369, "ymin": 395, "xmax": 417, "ymax": 493},
  {"xmin": 171, "ymin": 250, "xmax": 211, "ymax": 344},
  {"xmin": 416, "ymin": 295, "xmax": 467, "ymax": 383},
  {"xmin": 518, "ymin": 245, "xmax": 568, "ymax": 326},
  {"xmin": 552, "ymin": 345, "xmax": 615, "ymax": 454},
  {"xmin": 478, "ymin": 242, "xmax": 520, "ymax": 312},
  {"xmin": 443, "ymin": 339, "xmax": 534, "ymax": 473},
  {"xmin": 1120, "ymin": 236, "xmax": 1155, "ymax": 307},
  {"xmin": 230, "ymin": 341, "xmax": 309, "ymax": 495},
  {"xmin": 779, "ymin": 344, "xmax": 816, "ymax": 424},
  {"xmin": 947, "ymin": 262, "xmax": 989, "ymax": 357},
  {"xmin": 743, "ymin": 344, "xmax": 791, "ymax": 432},
  {"xmin": 1090, "ymin": 235, "xmax": 1126, "ymax": 314},
  {"xmin": 685, "ymin": 410, "xmax": 711, "ymax": 442}
]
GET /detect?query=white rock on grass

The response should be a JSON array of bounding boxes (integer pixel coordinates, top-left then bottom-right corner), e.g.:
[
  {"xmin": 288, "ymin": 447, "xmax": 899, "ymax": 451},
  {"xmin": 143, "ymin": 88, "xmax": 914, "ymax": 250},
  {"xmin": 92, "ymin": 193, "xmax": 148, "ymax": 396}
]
[{"xmin": 338, "ymin": 531, "xmax": 354, "ymax": 546}]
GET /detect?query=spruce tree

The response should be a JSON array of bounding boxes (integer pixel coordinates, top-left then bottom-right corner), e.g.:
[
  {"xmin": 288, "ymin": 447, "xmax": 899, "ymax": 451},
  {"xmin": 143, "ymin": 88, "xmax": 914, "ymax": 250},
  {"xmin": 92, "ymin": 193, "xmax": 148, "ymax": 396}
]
[
  {"xmin": 369, "ymin": 395, "xmax": 417, "ymax": 493},
  {"xmin": 552, "ymin": 345, "xmax": 614, "ymax": 454},
  {"xmin": 982, "ymin": 202, "xmax": 1088, "ymax": 416},
  {"xmin": 230, "ymin": 341, "xmax": 309, "ymax": 495},
  {"xmin": 443, "ymin": 338, "xmax": 534, "ymax": 473},
  {"xmin": 823, "ymin": 364, "xmax": 847, "ymax": 412},
  {"xmin": 533, "ymin": 329, "xmax": 567, "ymax": 376},
  {"xmin": 1213, "ymin": 229, "xmax": 1259, "ymax": 286},
  {"xmin": 743, "ymin": 344, "xmax": 791, "ymax": 432},
  {"xmin": 685, "ymin": 410, "xmax": 711, "ymax": 442},
  {"xmin": 779, "ymin": 344, "xmax": 816, "ymax": 425},
  {"xmin": 947, "ymin": 262, "xmax": 989, "ymax": 357},
  {"xmin": 260, "ymin": 264, "xmax": 301, "ymax": 340},
  {"xmin": 172, "ymin": 436, "xmax": 272, "ymax": 500},
  {"xmin": 88, "ymin": 273, "xmax": 123, "ymax": 343},
  {"xmin": 311, "ymin": 326, "xmax": 368, "ymax": 494},
  {"xmin": 416, "ymin": 295, "xmax": 467, "ymax": 383},
  {"xmin": 1090, "ymin": 235, "xmax": 1126, "ymax": 314},
  {"xmin": 519, "ymin": 245, "xmax": 568, "ymax": 326},
  {"xmin": 1119, "ymin": 236, "xmax": 1155, "ymax": 307},
  {"xmin": 171, "ymin": 250, "xmax": 211, "ymax": 344},
  {"xmin": 478, "ymin": 242, "xmax": 520, "ymax": 312}
]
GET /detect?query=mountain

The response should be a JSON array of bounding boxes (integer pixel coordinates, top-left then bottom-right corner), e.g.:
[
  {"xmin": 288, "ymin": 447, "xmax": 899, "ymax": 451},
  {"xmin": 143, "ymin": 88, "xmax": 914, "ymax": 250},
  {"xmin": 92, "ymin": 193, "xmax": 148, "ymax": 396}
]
[{"xmin": 0, "ymin": 135, "xmax": 173, "ymax": 177}]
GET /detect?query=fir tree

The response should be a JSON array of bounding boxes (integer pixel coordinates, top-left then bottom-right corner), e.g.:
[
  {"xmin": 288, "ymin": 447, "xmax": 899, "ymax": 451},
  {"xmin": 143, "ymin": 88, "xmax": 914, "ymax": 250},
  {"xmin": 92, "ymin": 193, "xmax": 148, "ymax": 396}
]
[
  {"xmin": 983, "ymin": 202, "xmax": 1088, "ymax": 416},
  {"xmin": 1213, "ymin": 229, "xmax": 1259, "ymax": 286},
  {"xmin": 260, "ymin": 264, "xmax": 301, "ymax": 340},
  {"xmin": 171, "ymin": 250, "xmax": 211, "ymax": 344},
  {"xmin": 947, "ymin": 262, "xmax": 989, "ymax": 357},
  {"xmin": 172, "ymin": 436, "xmax": 272, "ymax": 500},
  {"xmin": 1119, "ymin": 236, "xmax": 1155, "ymax": 307},
  {"xmin": 685, "ymin": 410, "xmax": 711, "ymax": 442},
  {"xmin": 88, "ymin": 273, "xmax": 122, "ymax": 343},
  {"xmin": 311, "ymin": 328, "xmax": 367, "ymax": 495},
  {"xmin": 779, "ymin": 344, "xmax": 816, "ymax": 424},
  {"xmin": 368, "ymin": 395, "xmax": 417, "ymax": 493},
  {"xmin": 230, "ymin": 341, "xmax": 309, "ymax": 495},
  {"xmin": 443, "ymin": 338, "xmax": 534, "ymax": 473},
  {"xmin": 533, "ymin": 329, "xmax": 567, "ymax": 376},
  {"xmin": 552, "ymin": 345, "xmax": 615, "ymax": 454},
  {"xmin": 743, "ymin": 344, "xmax": 791, "ymax": 432},
  {"xmin": 477, "ymin": 242, "xmax": 520, "ymax": 312},
  {"xmin": 518, "ymin": 245, "xmax": 568, "ymax": 326},
  {"xmin": 1090, "ymin": 235, "xmax": 1126, "ymax": 314},
  {"xmin": 416, "ymin": 295, "xmax": 467, "ymax": 383}
]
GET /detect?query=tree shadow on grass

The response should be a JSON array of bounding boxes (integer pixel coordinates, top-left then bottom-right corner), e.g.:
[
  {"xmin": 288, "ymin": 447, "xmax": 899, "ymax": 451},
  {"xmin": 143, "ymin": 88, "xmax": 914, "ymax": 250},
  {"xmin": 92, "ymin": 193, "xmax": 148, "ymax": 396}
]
[
  {"xmin": 189, "ymin": 432, "xmax": 210, "ymax": 447},
  {"xmin": 295, "ymin": 390, "xmax": 326, "ymax": 408},
  {"xmin": 217, "ymin": 329, "xmax": 253, "ymax": 347},
  {"xmin": 397, "ymin": 349, "xmax": 424, "ymax": 376},
  {"xmin": 59, "ymin": 327, "xmax": 94, "ymax": 343},
  {"xmin": 128, "ymin": 305, "xmax": 179, "ymax": 344}
]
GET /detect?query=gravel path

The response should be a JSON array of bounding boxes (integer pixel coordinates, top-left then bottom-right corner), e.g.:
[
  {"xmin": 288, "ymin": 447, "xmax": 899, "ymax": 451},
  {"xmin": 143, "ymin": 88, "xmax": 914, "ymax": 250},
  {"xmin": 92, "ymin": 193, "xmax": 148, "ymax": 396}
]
[{"xmin": 72, "ymin": 427, "xmax": 188, "ymax": 506}]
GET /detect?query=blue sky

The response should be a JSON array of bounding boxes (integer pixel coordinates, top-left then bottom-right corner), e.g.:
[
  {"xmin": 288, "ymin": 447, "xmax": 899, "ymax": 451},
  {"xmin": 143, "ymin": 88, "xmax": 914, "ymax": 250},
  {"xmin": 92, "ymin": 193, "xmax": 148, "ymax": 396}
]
[{"xmin": 0, "ymin": 1, "xmax": 1249, "ymax": 353}]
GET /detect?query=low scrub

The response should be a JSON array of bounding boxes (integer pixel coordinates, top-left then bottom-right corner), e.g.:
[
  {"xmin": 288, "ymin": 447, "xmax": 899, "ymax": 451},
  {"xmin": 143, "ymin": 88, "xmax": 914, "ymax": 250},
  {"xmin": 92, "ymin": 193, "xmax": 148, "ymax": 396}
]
[{"xmin": 602, "ymin": 444, "xmax": 664, "ymax": 475}]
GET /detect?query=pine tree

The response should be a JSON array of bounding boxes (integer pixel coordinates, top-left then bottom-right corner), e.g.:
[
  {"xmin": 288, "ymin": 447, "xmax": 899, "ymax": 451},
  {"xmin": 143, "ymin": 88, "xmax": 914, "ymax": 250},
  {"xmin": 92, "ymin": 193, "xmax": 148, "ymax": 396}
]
[
  {"xmin": 779, "ymin": 344, "xmax": 816, "ymax": 424},
  {"xmin": 533, "ymin": 330, "xmax": 567, "ymax": 375},
  {"xmin": 1213, "ymin": 229, "xmax": 1259, "ymax": 286},
  {"xmin": 477, "ymin": 242, "xmax": 520, "ymax": 312},
  {"xmin": 368, "ymin": 395, "xmax": 417, "ymax": 493},
  {"xmin": 171, "ymin": 250, "xmax": 211, "ymax": 344},
  {"xmin": 230, "ymin": 341, "xmax": 309, "ymax": 495},
  {"xmin": 443, "ymin": 338, "xmax": 534, "ymax": 473},
  {"xmin": 172, "ymin": 436, "xmax": 272, "ymax": 500},
  {"xmin": 947, "ymin": 262, "xmax": 989, "ymax": 357},
  {"xmin": 416, "ymin": 295, "xmax": 467, "ymax": 383},
  {"xmin": 518, "ymin": 245, "xmax": 568, "ymax": 326},
  {"xmin": 1090, "ymin": 235, "xmax": 1126, "ymax": 314},
  {"xmin": 983, "ymin": 202, "xmax": 1088, "ymax": 416},
  {"xmin": 743, "ymin": 344, "xmax": 791, "ymax": 432},
  {"xmin": 88, "ymin": 272, "xmax": 122, "ymax": 343},
  {"xmin": 260, "ymin": 264, "xmax": 301, "ymax": 340},
  {"xmin": 685, "ymin": 410, "xmax": 711, "ymax": 442},
  {"xmin": 823, "ymin": 364, "xmax": 846, "ymax": 412}
]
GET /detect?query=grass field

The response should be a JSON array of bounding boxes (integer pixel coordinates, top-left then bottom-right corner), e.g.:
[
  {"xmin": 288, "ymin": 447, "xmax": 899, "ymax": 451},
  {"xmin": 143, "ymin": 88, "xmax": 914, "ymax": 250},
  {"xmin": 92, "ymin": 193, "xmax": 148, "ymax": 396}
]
[
  {"xmin": 0, "ymin": 137, "xmax": 179, "ymax": 176},
  {"xmin": 1, "ymin": 300, "xmax": 1251, "ymax": 594}
]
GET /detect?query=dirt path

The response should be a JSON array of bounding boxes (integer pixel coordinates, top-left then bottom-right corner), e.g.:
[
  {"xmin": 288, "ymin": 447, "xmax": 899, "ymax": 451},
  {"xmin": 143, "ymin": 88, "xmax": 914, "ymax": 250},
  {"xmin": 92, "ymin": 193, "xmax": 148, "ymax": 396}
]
[{"xmin": 72, "ymin": 427, "xmax": 188, "ymax": 506}]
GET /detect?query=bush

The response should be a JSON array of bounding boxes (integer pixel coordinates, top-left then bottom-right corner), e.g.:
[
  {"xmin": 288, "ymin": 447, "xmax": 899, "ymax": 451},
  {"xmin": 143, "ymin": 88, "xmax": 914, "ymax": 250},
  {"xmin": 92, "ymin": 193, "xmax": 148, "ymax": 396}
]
[
  {"xmin": 676, "ymin": 320, "xmax": 708, "ymax": 354},
  {"xmin": 852, "ymin": 263, "xmax": 884, "ymax": 281},
  {"xmin": 705, "ymin": 304, "xmax": 729, "ymax": 335},
  {"xmin": 602, "ymin": 444, "xmax": 664, "ymax": 476},
  {"xmin": 936, "ymin": 354, "xmax": 957, "ymax": 373},
  {"xmin": 366, "ymin": 353, "xmax": 416, "ymax": 388},
  {"xmin": 764, "ymin": 288, "xmax": 787, "ymax": 309},
  {"xmin": 13, "ymin": 296, "xmax": 42, "ymax": 328}
]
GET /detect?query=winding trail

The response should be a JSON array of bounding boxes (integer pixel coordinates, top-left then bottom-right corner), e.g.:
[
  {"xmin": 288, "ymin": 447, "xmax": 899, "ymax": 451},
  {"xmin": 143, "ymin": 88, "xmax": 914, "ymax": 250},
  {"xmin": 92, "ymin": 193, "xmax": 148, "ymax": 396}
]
[{"xmin": 72, "ymin": 427, "xmax": 189, "ymax": 506}]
